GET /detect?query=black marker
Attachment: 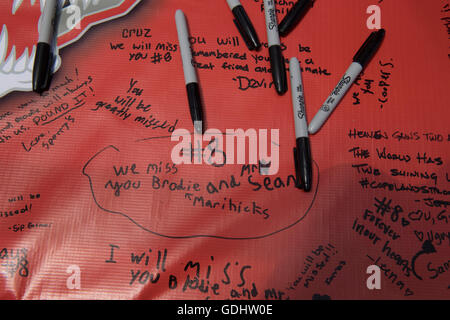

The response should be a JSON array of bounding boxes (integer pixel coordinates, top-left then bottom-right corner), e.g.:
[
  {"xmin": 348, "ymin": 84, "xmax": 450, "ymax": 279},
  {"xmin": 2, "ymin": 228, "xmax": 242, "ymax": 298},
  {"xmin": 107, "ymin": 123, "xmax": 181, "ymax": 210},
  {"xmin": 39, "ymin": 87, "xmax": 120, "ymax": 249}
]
[
  {"xmin": 290, "ymin": 57, "xmax": 312, "ymax": 191},
  {"xmin": 175, "ymin": 10, "xmax": 204, "ymax": 134},
  {"xmin": 278, "ymin": 0, "xmax": 313, "ymax": 37},
  {"xmin": 263, "ymin": 0, "xmax": 287, "ymax": 95},
  {"xmin": 309, "ymin": 29, "xmax": 386, "ymax": 134},
  {"xmin": 33, "ymin": 0, "xmax": 58, "ymax": 93},
  {"xmin": 226, "ymin": 0, "xmax": 261, "ymax": 51}
]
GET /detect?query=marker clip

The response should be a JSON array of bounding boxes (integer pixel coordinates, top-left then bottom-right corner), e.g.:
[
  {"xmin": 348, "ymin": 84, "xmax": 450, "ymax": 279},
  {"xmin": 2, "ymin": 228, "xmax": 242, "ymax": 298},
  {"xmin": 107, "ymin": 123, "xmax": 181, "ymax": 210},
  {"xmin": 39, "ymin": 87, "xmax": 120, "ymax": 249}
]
[
  {"xmin": 353, "ymin": 29, "xmax": 386, "ymax": 68},
  {"xmin": 33, "ymin": 43, "xmax": 54, "ymax": 93}
]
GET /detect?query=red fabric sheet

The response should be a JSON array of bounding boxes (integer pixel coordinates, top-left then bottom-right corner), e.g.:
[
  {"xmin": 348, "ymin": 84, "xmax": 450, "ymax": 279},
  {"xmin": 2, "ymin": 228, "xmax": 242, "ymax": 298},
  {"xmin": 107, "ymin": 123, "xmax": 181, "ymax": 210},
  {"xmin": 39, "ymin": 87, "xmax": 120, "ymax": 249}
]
[{"xmin": 0, "ymin": 0, "xmax": 448, "ymax": 299}]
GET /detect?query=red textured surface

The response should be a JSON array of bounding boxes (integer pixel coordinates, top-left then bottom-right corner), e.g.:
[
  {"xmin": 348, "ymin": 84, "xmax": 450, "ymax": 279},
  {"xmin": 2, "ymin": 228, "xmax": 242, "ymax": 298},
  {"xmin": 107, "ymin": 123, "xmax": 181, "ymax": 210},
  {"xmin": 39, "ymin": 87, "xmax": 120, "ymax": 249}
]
[{"xmin": 0, "ymin": 0, "xmax": 448, "ymax": 299}]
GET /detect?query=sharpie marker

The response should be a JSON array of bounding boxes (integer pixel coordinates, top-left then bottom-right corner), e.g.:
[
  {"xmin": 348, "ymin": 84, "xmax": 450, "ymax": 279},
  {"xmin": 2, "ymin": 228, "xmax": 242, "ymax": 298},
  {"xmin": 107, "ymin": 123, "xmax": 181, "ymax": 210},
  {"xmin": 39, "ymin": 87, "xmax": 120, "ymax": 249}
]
[
  {"xmin": 175, "ymin": 10, "xmax": 204, "ymax": 134},
  {"xmin": 33, "ymin": 0, "xmax": 58, "ymax": 93},
  {"xmin": 278, "ymin": 0, "xmax": 313, "ymax": 37},
  {"xmin": 226, "ymin": 0, "xmax": 261, "ymax": 51},
  {"xmin": 263, "ymin": 0, "xmax": 287, "ymax": 94},
  {"xmin": 289, "ymin": 58, "xmax": 312, "ymax": 191},
  {"xmin": 308, "ymin": 29, "xmax": 385, "ymax": 134}
]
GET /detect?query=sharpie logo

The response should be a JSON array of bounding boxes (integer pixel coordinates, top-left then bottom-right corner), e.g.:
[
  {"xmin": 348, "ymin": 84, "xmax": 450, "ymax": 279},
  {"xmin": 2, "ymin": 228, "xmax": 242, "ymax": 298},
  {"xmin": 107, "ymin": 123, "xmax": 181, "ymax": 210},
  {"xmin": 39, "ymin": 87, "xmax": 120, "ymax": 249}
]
[
  {"xmin": 268, "ymin": 9, "xmax": 277, "ymax": 30},
  {"xmin": 332, "ymin": 75, "xmax": 352, "ymax": 96},
  {"xmin": 296, "ymin": 93, "xmax": 306, "ymax": 120},
  {"xmin": 171, "ymin": 122, "xmax": 280, "ymax": 175},
  {"xmin": 0, "ymin": 0, "xmax": 142, "ymax": 98}
]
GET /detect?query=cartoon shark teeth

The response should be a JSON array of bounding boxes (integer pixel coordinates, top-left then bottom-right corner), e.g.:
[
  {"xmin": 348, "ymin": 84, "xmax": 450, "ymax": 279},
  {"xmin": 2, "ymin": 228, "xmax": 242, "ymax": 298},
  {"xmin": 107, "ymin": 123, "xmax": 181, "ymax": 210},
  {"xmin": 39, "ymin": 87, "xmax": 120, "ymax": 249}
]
[
  {"xmin": 2, "ymin": 46, "xmax": 16, "ymax": 73},
  {"xmin": 12, "ymin": 0, "xmax": 121, "ymax": 16},
  {"xmin": 12, "ymin": 0, "xmax": 24, "ymax": 14},
  {"xmin": 0, "ymin": 22, "xmax": 41, "ymax": 96},
  {"xmin": 14, "ymin": 47, "xmax": 29, "ymax": 73},
  {"xmin": 0, "ymin": 25, "xmax": 36, "ymax": 74},
  {"xmin": 0, "ymin": 25, "xmax": 7, "ymax": 64},
  {"xmin": 28, "ymin": 45, "xmax": 37, "ymax": 71},
  {"xmin": 11, "ymin": 0, "xmax": 40, "ymax": 14},
  {"xmin": 1, "ymin": 0, "xmax": 142, "ymax": 98}
]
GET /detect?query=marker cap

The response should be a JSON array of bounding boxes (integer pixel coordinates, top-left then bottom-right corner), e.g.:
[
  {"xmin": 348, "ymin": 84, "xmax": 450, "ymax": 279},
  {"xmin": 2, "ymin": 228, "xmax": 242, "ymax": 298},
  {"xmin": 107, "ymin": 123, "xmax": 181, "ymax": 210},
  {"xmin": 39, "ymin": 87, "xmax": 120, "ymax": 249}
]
[
  {"xmin": 232, "ymin": 5, "xmax": 261, "ymax": 51},
  {"xmin": 32, "ymin": 43, "xmax": 53, "ymax": 93},
  {"xmin": 293, "ymin": 137, "xmax": 312, "ymax": 191},
  {"xmin": 278, "ymin": 0, "xmax": 313, "ymax": 37},
  {"xmin": 353, "ymin": 28, "xmax": 385, "ymax": 68},
  {"xmin": 186, "ymin": 82, "xmax": 204, "ymax": 134},
  {"xmin": 269, "ymin": 45, "xmax": 288, "ymax": 94}
]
